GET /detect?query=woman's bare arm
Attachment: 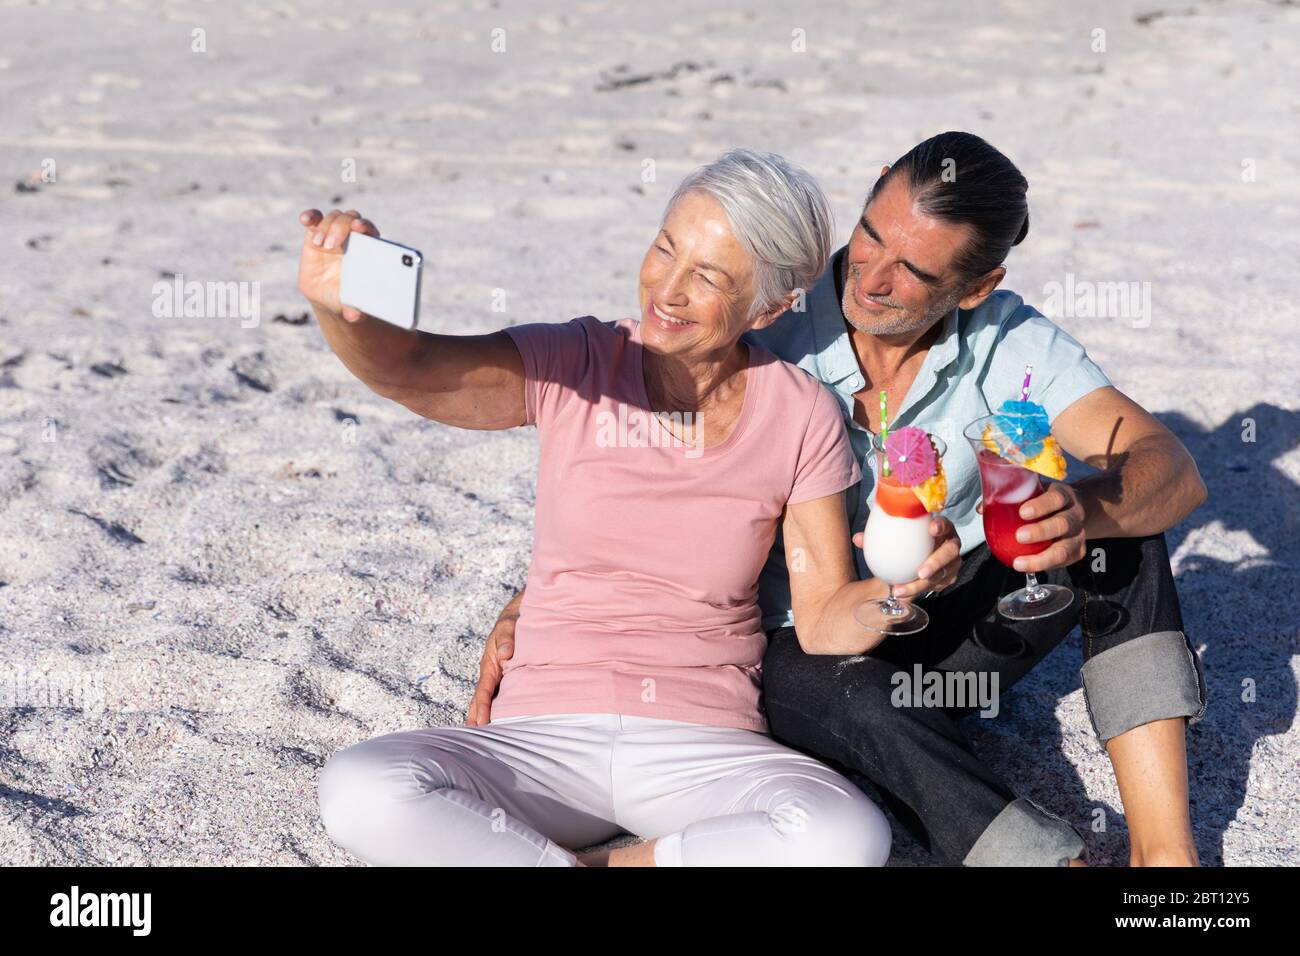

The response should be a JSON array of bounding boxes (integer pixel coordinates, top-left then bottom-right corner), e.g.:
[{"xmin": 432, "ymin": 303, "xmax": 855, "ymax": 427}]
[
  {"xmin": 782, "ymin": 492, "xmax": 886, "ymax": 655},
  {"xmin": 783, "ymin": 492, "xmax": 962, "ymax": 655},
  {"xmin": 298, "ymin": 208, "xmax": 527, "ymax": 429}
]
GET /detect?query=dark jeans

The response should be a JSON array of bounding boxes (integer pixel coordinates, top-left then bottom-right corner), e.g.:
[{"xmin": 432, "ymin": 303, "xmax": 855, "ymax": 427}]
[{"xmin": 761, "ymin": 533, "xmax": 1207, "ymax": 866}]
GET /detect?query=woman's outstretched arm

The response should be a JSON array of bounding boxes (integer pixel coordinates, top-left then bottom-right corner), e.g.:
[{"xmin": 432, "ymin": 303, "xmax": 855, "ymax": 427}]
[{"xmin": 298, "ymin": 208, "xmax": 527, "ymax": 430}]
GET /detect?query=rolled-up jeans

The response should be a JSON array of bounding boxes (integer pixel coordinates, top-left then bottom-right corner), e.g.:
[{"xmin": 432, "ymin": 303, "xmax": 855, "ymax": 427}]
[{"xmin": 761, "ymin": 532, "xmax": 1206, "ymax": 866}]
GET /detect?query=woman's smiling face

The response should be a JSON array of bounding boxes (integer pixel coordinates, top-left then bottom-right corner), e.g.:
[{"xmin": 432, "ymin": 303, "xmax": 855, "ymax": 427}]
[{"xmin": 637, "ymin": 190, "xmax": 759, "ymax": 357}]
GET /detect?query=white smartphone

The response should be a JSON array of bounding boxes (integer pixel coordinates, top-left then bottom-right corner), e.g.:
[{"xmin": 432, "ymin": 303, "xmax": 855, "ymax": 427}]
[{"xmin": 339, "ymin": 232, "xmax": 423, "ymax": 329}]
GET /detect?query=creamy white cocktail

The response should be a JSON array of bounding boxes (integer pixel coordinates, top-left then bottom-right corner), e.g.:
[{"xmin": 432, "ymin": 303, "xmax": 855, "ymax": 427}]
[{"xmin": 854, "ymin": 428, "xmax": 948, "ymax": 636}]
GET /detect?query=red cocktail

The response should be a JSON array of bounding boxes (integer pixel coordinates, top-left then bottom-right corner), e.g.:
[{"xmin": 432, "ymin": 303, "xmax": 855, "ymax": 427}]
[
  {"xmin": 964, "ymin": 415, "xmax": 1074, "ymax": 620},
  {"xmin": 976, "ymin": 450, "xmax": 1051, "ymax": 565}
]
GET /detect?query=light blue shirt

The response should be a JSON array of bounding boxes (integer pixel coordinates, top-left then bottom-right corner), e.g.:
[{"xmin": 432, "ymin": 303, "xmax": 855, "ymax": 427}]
[{"xmin": 745, "ymin": 245, "xmax": 1112, "ymax": 632}]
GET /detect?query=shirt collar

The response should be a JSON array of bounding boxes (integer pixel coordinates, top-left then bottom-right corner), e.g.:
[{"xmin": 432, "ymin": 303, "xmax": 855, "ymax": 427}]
[
  {"xmin": 809, "ymin": 245, "xmax": 965, "ymax": 392},
  {"xmin": 927, "ymin": 306, "xmax": 962, "ymax": 373},
  {"xmin": 894, "ymin": 306, "xmax": 962, "ymax": 423},
  {"xmin": 808, "ymin": 246, "xmax": 861, "ymax": 385}
]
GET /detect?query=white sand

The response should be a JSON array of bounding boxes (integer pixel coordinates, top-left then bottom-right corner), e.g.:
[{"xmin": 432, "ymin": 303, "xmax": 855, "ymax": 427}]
[{"xmin": 0, "ymin": 0, "xmax": 1296, "ymax": 866}]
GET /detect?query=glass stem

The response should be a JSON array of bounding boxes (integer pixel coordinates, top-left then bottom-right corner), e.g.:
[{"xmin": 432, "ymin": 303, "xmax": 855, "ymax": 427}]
[
  {"xmin": 882, "ymin": 584, "xmax": 902, "ymax": 615},
  {"xmin": 1023, "ymin": 571, "xmax": 1047, "ymax": 602}
]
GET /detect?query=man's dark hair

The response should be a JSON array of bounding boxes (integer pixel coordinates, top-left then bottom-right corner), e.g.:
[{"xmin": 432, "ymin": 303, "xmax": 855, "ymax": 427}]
[{"xmin": 869, "ymin": 131, "xmax": 1029, "ymax": 281}]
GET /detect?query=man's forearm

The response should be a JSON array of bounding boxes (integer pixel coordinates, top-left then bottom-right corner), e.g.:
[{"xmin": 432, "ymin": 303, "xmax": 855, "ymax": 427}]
[{"xmin": 1075, "ymin": 433, "xmax": 1207, "ymax": 540}]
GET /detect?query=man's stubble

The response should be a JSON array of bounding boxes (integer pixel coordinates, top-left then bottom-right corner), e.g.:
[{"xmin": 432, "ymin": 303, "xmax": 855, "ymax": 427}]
[{"xmin": 838, "ymin": 253, "xmax": 964, "ymax": 340}]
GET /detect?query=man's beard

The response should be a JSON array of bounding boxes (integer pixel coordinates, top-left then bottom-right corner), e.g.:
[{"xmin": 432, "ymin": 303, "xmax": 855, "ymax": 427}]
[{"xmin": 841, "ymin": 263, "xmax": 963, "ymax": 336}]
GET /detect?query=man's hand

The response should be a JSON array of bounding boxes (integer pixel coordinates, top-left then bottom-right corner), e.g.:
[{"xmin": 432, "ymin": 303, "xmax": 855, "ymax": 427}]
[
  {"xmin": 853, "ymin": 515, "xmax": 962, "ymax": 599},
  {"xmin": 467, "ymin": 591, "xmax": 523, "ymax": 726},
  {"xmin": 1008, "ymin": 481, "xmax": 1088, "ymax": 573}
]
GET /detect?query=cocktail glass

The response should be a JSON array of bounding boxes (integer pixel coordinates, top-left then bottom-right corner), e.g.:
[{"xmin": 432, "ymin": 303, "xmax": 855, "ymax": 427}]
[
  {"xmin": 963, "ymin": 413, "xmax": 1074, "ymax": 620},
  {"xmin": 853, "ymin": 432, "xmax": 946, "ymax": 636}
]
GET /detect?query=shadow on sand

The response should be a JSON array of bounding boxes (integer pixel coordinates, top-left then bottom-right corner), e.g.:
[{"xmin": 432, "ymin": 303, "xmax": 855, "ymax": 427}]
[{"xmin": 944, "ymin": 403, "xmax": 1299, "ymax": 866}]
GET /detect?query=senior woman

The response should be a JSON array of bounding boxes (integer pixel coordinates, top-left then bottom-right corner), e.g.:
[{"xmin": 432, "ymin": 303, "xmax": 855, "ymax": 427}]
[{"xmin": 301, "ymin": 150, "xmax": 953, "ymax": 867}]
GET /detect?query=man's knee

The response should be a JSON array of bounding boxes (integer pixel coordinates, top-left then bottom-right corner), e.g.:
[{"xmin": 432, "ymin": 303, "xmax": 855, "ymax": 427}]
[
  {"xmin": 767, "ymin": 647, "xmax": 915, "ymax": 721},
  {"xmin": 765, "ymin": 651, "xmax": 934, "ymax": 767},
  {"xmin": 1074, "ymin": 532, "xmax": 1175, "ymax": 596},
  {"xmin": 764, "ymin": 629, "xmax": 902, "ymax": 713}
]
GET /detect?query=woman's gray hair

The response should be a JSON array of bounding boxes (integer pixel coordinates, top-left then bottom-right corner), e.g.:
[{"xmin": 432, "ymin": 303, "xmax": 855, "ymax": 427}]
[{"xmin": 662, "ymin": 148, "xmax": 833, "ymax": 320}]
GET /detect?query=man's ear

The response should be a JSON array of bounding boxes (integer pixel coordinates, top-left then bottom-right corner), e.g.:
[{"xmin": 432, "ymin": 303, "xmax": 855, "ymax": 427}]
[
  {"xmin": 957, "ymin": 266, "xmax": 1006, "ymax": 311},
  {"xmin": 879, "ymin": 164, "xmax": 890, "ymax": 179}
]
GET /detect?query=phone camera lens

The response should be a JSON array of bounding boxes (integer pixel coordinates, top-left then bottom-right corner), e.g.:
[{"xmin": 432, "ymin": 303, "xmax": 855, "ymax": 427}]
[{"xmin": 401, "ymin": 254, "xmax": 413, "ymax": 267}]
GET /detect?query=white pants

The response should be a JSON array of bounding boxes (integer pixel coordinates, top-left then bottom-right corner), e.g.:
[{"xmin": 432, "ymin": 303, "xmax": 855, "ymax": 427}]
[{"xmin": 318, "ymin": 712, "xmax": 891, "ymax": 866}]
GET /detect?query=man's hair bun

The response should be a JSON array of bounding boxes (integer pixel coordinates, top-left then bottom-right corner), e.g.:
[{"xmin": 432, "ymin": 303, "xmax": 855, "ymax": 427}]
[{"xmin": 1012, "ymin": 210, "xmax": 1030, "ymax": 246}]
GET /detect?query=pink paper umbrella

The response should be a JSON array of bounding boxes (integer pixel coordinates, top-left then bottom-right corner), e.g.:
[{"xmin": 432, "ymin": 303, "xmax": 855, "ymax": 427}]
[{"xmin": 884, "ymin": 426, "xmax": 936, "ymax": 486}]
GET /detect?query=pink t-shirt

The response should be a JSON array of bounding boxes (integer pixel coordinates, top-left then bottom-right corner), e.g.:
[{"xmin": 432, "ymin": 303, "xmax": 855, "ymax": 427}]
[{"xmin": 494, "ymin": 315, "xmax": 859, "ymax": 733}]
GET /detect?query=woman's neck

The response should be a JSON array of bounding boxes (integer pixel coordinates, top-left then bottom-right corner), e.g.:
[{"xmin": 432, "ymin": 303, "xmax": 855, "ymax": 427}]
[{"xmin": 643, "ymin": 341, "xmax": 749, "ymax": 414}]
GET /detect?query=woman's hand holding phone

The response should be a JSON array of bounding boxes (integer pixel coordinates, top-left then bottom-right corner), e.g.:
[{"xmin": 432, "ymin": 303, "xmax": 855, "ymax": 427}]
[
  {"xmin": 297, "ymin": 208, "xmax": 381, "ymax": 322},
  {"xmin": 294, "ymin": 205, "xmax": 525, "ymax": 430}
]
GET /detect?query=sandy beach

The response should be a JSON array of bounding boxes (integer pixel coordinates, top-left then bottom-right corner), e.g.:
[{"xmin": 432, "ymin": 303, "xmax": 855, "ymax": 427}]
[{"xmin": 0, "ymin": 0, "xmax": 1297, "ymax": 866}]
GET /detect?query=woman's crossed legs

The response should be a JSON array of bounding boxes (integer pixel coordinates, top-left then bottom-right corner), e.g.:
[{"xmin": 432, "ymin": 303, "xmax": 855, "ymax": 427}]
[{"xmin": 318, "ymin": 712, "xmax": 891, "ymax": 866}]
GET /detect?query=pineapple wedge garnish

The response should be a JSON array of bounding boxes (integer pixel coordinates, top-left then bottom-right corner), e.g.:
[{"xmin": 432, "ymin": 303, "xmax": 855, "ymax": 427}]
[
  {"xmin": 911, "ymin": 457, "xmax": 947, "ymax": 512},
  {"xmin": 1021, "ymin": 435, "xmax": 1067, "ymax": 480}
]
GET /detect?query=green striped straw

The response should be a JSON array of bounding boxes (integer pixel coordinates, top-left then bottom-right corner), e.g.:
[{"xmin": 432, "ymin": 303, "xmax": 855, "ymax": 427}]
[{"xmin": 879, "ymin": 390, "xmax": 890, "ymax": 477}]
